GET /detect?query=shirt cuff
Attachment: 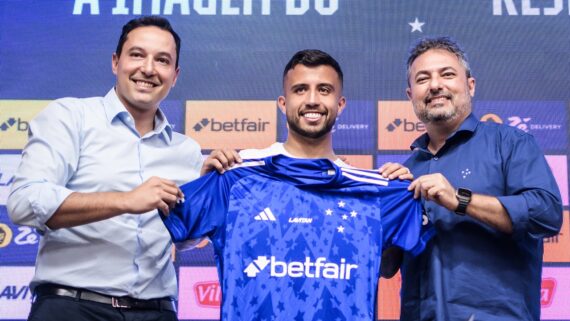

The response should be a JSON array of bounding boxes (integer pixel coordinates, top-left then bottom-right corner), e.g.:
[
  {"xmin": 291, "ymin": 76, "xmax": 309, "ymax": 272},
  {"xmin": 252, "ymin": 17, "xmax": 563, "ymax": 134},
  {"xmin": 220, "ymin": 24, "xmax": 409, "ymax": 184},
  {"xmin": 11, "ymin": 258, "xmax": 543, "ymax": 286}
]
[
  {"xmin": 29, "ymin": 184, "xmax": 75, "ymax": 231},
  {"xmin": 497, "ymin": 195, "xmax": 528, "ymax": 240}
]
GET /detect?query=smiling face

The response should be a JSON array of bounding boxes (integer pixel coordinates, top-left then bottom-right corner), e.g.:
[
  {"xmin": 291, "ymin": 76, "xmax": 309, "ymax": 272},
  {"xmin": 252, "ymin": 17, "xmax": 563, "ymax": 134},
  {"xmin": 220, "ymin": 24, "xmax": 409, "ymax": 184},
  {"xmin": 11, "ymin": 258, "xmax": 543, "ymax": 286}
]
[
  {"xmin": 278, "ymin": 64, "xmax": 346, "ymax": 141},
  {"xmin": 112, "ymin": 26, "xmax": 179, "ymax": 117},
  {"xmin": 406, "ymin": 49, "xmax": 475, "ymax": 127}
]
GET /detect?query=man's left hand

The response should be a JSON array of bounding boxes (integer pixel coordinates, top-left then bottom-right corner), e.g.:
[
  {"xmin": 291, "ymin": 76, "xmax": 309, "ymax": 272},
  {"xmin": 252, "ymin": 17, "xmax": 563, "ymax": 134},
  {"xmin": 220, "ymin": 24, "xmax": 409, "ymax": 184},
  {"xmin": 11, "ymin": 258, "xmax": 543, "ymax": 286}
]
[{"xmin": 378, "ymin": 162, "xmax": 414, "ymax": 180}]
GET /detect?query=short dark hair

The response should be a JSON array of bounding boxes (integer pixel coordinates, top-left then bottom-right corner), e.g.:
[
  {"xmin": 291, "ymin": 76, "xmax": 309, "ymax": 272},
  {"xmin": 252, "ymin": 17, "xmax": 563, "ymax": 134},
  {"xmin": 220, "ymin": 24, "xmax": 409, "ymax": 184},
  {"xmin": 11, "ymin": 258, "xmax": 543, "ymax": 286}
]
[
  {"xmin": 115, "ymin": 16, "xmax": 181, "ymax": 68},
  {"xmin": 283, "ymin": 49, "xmax": 343, "ymax": 87},
  {"xmin": 406, "ymin": 36, "xmax": 472, "ymax": 82}
]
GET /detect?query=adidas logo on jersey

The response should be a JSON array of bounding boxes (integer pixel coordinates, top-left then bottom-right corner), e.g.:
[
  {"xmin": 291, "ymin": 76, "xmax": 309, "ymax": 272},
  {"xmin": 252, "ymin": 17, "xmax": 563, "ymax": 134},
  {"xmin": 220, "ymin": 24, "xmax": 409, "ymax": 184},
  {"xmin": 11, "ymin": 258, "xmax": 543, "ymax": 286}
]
[
  {"xmin": 243, "ymin": 256, "xmax": 358, "ymax": 280},
  {"xmin": 254, "ymin": 208, "xmax": 276, "ymax": 221}
]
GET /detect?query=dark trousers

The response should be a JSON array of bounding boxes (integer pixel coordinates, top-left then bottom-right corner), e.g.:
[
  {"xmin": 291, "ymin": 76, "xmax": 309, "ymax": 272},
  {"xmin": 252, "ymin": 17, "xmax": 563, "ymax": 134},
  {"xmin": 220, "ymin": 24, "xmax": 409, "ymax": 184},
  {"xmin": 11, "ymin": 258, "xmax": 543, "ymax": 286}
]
[{"xmin": 28, "ymin": 295, "xmax": 178, "ymax": 321}]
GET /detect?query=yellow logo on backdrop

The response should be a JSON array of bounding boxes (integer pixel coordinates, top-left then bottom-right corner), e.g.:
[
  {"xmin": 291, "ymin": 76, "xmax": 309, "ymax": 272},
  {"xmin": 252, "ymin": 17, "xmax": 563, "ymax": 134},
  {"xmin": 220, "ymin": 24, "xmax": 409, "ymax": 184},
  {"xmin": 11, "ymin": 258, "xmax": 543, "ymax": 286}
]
[
  {"xmin": 377, "ymin": 101, "xmax": 425, "ymax": 151},
  {"xmin": 186, "ymin": 101, "xmax": 277, "ymax": 150},
  {"xmin": 0, "ymin": 223, "xmax": 13, "ymax": 248},
  {"xmin": 0, "ymin": 100, "xmax": 50, "ymax": 149},
  {"xmin": 480, "ymin": 113, "xmax": 503, "ymax": 123}
]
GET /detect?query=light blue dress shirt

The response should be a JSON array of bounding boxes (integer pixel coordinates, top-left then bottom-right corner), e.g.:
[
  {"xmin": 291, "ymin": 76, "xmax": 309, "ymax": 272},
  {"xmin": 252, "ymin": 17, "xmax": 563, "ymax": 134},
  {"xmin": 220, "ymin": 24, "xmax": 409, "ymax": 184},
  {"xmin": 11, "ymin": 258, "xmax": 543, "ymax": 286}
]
[{"xmin": 7, "ymin": 88, "xmax": 202, "ymax": 299}]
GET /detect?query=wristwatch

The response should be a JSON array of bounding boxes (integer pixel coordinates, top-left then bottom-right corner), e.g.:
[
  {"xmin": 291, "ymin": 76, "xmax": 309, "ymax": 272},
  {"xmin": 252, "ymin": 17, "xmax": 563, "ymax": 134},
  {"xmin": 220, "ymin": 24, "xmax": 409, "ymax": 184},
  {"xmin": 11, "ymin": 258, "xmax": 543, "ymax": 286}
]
[{"xmin": 455, "ymin": 188, "xmax": 472, "ymax": 215}]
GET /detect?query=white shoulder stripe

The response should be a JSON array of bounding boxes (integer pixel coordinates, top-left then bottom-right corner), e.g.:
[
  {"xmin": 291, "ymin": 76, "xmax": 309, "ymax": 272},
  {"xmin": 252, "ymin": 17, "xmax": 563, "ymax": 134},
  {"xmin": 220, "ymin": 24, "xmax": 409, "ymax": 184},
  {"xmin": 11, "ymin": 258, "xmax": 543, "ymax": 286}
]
[
  {"xmin": 342, "ymin": 173, "xmax": 388, "ymax": 186},
  {"xmin": 230, "ymin": 160, "xmax": 265, "ymax": 169},
  {"xmin": 341, "ymin": 167, "xmax": 389, "ymax": 181},
  {"xmin": 342, "ymin": 172, "xmax": 389, "ymax": 186}
]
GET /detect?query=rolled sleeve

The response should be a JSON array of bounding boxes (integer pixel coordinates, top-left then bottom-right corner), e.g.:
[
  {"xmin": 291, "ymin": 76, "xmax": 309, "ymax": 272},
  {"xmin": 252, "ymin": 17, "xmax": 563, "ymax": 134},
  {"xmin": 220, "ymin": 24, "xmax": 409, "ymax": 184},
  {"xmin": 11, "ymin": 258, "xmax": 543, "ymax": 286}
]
[
  {"xmin": 499, "ymin": 132, "xmax": 563, "ymax": 239},
  {"xmin": 7, "ymin": 99, "xmax": 82, "ymax": 231}
]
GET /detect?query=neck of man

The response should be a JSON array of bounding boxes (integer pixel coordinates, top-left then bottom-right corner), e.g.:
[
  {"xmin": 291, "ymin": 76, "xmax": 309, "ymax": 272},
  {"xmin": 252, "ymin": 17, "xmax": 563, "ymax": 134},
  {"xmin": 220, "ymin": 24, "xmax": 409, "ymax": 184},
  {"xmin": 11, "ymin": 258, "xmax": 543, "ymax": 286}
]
[
  {"xmin": 125, "ymin": 105, "xmax": 158, "ymax": 137},
  {"xmin": 283, "ymin": 131, "xmax": 337, "ymax": 162},
  {"xmin": 425, "ymin": 113, "xmax": 468, "ymax": 154}
]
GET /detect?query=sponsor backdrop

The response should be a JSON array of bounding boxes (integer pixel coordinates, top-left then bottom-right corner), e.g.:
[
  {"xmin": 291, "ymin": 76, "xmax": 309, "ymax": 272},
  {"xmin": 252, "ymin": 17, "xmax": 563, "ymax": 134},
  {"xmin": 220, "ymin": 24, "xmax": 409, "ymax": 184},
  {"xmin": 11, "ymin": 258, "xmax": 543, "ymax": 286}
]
[{"xmin": 1, "ymin": 1, "xmax": 569, "ymax": 320}]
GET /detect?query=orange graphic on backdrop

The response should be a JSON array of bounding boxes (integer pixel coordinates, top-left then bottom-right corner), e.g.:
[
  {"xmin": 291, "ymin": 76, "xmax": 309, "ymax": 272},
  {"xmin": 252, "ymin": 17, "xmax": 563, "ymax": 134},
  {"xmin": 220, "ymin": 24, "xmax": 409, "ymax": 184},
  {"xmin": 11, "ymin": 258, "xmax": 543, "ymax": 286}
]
[
  {"xmin": 377, "ymin": 101, "xmax": 425, "ymax": 151},
  {"xmin": 543, "ymin": 210, "xmax": 570, "ymax": 263},
  {"xmin": 186, "ymin": 101, "xmax": 277, "ymax": 150}
]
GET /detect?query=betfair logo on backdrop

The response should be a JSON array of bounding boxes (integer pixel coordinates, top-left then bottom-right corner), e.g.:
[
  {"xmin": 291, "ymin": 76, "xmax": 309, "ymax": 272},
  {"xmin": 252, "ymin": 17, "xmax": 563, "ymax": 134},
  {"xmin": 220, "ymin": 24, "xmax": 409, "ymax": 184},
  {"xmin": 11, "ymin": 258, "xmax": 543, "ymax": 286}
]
[
  {"xmin": 386, "ymin": 118, "xmax": 425, "ymax": 132},
  {"xmin": 0, "ymin": 100, "xmax": 49, "ymax": 149},
  {"xmin": 193, "ymin": 118, "xmax": 270, "ymax": 132},
  {"xmin": 73, "ymin": 0, "xmax": 340, "ymax": 16},
  {"xmin": 493, "ymin": 0, "xmax": 569, "ymax": 15},
  {"xmin": 0, "ymin": 118, "xmax": 28, "ymax": 132},
  {"xmin": 377, "ymin": 101, "xmax": 424, "ymax": 151},
  {"xmin": 186, "ymin": 101, "xmax": 276, "ymax": 150}
]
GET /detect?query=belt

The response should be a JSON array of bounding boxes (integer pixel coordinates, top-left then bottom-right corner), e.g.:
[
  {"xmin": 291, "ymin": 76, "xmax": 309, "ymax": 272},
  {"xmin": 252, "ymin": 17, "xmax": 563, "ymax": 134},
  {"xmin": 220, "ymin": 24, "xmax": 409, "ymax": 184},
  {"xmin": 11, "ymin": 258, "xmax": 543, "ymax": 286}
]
[{"xmin": 34, "ymin": 284, "xmax": 176, "ymax": 312}]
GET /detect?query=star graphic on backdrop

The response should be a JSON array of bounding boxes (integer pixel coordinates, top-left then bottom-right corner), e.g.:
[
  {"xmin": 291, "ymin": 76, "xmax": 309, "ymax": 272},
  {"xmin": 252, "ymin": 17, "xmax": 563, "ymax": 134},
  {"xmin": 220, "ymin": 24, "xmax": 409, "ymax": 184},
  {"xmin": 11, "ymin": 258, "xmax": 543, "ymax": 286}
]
[
  {"xmin": 342, "ymin": 214, "xmax": 348, "ymax": 220},
  {"xmin": 325, "ymin": 209, "xmax": 333, "ymax": 216},
  {"xmin": 350, "ymin": 210, "xmax": 358, "ymax": 217},
  {"xmin": 409, "ymin": 17, "xmax": 425, "ymax": 32},
  {"xmin": 337, "ymin": 225, "xmax": 345, "ymax": 233},
  {"xmin": 338, "ymin": 200, "xmax": 346, "ymax": 208}
]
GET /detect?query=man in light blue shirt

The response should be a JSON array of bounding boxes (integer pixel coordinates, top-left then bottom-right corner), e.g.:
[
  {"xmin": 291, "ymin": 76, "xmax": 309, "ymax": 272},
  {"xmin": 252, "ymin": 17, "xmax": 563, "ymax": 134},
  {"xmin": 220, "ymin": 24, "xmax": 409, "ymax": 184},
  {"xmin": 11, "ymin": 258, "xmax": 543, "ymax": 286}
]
[{"xmin": 7, "ymin": 16, "xmax": 202, "ymax": 321}]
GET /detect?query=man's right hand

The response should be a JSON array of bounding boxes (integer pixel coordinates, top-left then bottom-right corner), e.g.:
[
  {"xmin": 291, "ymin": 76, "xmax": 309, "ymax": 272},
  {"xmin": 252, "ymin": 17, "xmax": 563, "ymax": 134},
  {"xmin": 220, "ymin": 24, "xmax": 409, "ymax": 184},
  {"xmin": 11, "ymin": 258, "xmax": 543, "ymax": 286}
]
[
  {"xmin": 201, "ymin": 149, "xmax": 242, "ymax": 176},
  {"xmin": 124, "ymin": 176, "xmax": 184, "ymax": 215}
]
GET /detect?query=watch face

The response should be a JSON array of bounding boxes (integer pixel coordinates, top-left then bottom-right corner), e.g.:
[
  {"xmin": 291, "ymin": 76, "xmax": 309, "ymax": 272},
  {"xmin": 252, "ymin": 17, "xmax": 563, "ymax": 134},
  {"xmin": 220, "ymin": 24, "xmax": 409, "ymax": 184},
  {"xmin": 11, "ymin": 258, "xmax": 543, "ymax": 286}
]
[{"xmin": 457, "ymin": 188, "xmax": 472, "ymax": 198}]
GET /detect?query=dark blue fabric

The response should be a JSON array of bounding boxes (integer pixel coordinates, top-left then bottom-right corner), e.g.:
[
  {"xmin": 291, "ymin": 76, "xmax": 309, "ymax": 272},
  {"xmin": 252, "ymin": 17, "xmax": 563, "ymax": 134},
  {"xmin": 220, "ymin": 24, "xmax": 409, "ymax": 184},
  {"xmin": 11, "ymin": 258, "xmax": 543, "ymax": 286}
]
[
  {"xmin": 401, "ymin": 113, "xmax": 562, "ymax": 321},
  {"xmin": 162, "ymin": 154, "xmax": 432, "ymax": 321}
]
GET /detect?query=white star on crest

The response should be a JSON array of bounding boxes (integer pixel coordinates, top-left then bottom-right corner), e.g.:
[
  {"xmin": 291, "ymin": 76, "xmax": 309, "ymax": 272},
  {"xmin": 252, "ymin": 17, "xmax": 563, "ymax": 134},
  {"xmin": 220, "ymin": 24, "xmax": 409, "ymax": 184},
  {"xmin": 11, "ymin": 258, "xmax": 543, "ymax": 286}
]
[
  {"xmin": 337, "ymin": 225, "xmax": 345, "ymax": 233},
  {"xmin": 325, "ymin": 209, "xmax": 333, "ymax": 216},
  {"xmin": 342, "ymin": 214, "xmax": 348, "ymax": 220},
  {"xmin": 409, "ymin": 17, "xmax": 425, "ymax": 33},
  {"xmin": 338, "ymin": 201, "xmax": 346, "ymax": 208},
  {"xmin": 350, "ymin": 210, "xmax": 357, "ymax": 217}
]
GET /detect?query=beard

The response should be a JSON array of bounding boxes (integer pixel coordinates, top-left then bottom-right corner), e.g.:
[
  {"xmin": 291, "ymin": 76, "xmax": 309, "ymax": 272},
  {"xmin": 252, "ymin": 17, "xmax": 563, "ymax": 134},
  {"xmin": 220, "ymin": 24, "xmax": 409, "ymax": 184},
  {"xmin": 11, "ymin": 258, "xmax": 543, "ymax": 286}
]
[
  {"xmin": 415, "ymin": 91, "xmax": 472, "ymax": 124},
  {"xmin": 416, "ymin": 105, "xmax": 458, "ymax": 123},
  {"xmin": 286, "ymin": 113, "xmax": 336, "ymax": 139}
]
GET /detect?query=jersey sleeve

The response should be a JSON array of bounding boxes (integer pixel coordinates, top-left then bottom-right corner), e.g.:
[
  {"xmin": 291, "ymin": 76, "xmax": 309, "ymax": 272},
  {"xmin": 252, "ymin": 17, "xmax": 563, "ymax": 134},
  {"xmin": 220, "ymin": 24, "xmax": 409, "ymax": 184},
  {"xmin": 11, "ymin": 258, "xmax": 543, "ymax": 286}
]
[
  {"xmin": 380, "ymin": 180, "xmax": 434, "ymax": 256},
  {"xmin": 161, "ymin": 171, "xmax": 234, "ymax": 248}
]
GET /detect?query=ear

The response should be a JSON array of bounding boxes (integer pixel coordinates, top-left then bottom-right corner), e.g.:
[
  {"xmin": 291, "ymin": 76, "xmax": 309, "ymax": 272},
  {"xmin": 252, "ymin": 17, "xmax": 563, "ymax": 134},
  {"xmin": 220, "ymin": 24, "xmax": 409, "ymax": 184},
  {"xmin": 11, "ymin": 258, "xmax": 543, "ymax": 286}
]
[
  {"xmin": 468, "ymin": 77, "xmax": 476, "ymax": 97},
  {"xmin": 112, "ymin": 53, "xmax": 119, "ymax": 76},
  {"xmin": 277, "ymin": 96, "xmax": 286, "ymax": 114},
  {"xmin": 172, "ymin": 66, "xmax": 180, "ymax": 88},
  {"xmin": 406, "ymin": 87, "xmax": 412, "ymax": 100},
  {"xmin": 337, "ymin": 96, "xmax": 347, "ymax": 116}
]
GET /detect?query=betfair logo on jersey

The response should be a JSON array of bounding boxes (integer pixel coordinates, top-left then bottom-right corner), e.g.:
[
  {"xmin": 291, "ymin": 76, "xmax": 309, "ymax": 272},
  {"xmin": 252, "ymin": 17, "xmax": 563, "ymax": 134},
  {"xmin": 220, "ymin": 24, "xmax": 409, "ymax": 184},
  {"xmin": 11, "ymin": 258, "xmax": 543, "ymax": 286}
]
[
  {"xmin": 493, "ymin": 0, "xmax": 569, "ymax": 15},
  {"xmin": 0, "ymin": 223, "xmax": 13, "ymax": 248},
  {"xmin": 243, "ymin": 256, "xmax": 358, "ymax": 280},
  {"xmin": 0, "ymin": 100, "xmax": 49, "ymax": 149},
  {"xmin": 186, "ymin": 101, "xmax": 276, "ymax": 149}
]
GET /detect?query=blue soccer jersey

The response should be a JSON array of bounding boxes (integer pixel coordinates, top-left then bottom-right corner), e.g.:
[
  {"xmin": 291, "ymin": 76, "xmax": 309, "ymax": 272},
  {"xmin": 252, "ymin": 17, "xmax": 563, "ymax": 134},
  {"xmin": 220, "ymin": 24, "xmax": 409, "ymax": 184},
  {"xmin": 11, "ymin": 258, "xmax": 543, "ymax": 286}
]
[{"xmin": 162, "ymin": 155, "xmax": 432, "ymax": 321}]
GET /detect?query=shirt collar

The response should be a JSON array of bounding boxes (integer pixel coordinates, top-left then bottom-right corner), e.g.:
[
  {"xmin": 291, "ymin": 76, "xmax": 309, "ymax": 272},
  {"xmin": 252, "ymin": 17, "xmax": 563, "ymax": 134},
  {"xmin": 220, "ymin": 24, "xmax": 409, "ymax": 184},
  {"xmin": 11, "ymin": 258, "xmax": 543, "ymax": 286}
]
[
  {"xmin": 410, "ymin": 113, "xmax": 479, "ymax": 151},
  {"xmin": 103, "ymin": 88, "xmax": 173, "ymax": 143}
]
